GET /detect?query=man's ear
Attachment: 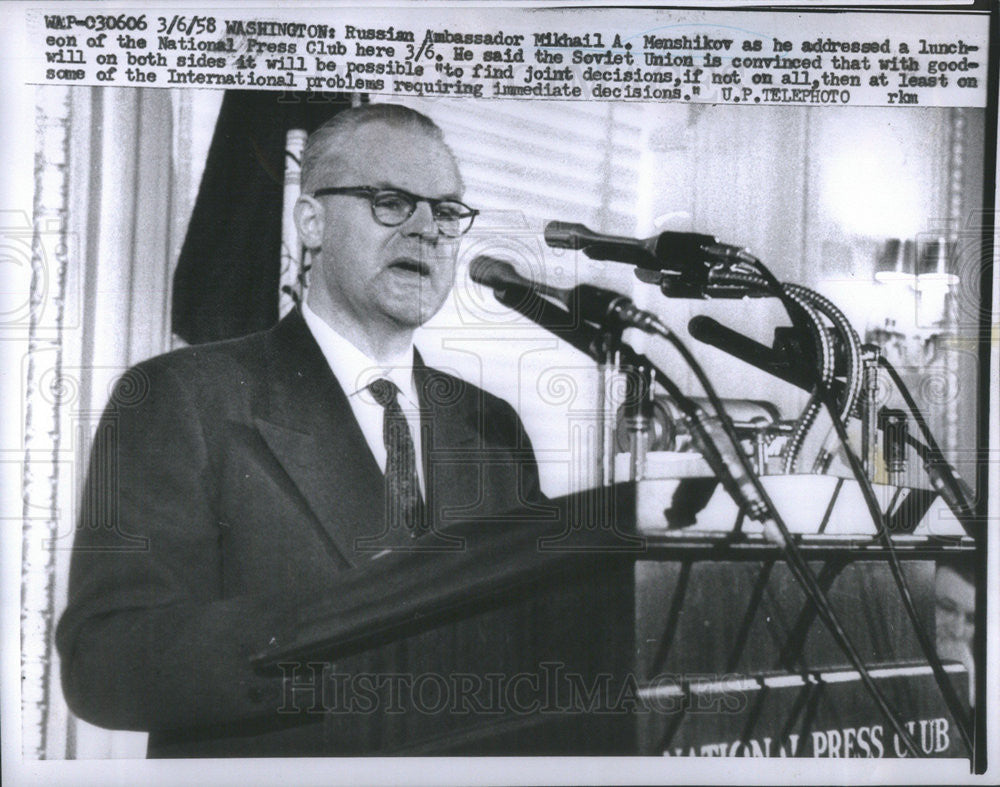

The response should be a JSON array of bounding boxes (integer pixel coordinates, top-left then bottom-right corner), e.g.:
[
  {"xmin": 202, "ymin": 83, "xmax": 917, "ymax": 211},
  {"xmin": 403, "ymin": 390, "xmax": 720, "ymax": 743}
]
[{"xmin": 294, "ymin": 194, "xmax": 324, "ymax": 249}]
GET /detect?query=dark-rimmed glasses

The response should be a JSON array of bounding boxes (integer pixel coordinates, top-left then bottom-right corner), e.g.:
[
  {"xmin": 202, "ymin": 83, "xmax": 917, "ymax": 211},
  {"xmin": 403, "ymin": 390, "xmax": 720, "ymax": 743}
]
[{"xmin": 313, "ymin": 186, "xmax": 479, "ymax": 238}]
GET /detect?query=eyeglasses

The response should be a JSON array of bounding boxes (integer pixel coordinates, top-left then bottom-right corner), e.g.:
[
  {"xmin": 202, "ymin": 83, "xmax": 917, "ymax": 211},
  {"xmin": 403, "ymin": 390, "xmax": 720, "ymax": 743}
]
[{"xmin": 312, "ymin": 186, "xmax": 479, "ymax": 238}]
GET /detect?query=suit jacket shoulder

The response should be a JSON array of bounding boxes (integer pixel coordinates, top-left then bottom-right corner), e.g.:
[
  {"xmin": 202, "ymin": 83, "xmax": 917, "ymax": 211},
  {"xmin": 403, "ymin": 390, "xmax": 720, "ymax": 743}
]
[{"xmin": 57, "ymin": 309, "xmax": 543, "ymax": 754}]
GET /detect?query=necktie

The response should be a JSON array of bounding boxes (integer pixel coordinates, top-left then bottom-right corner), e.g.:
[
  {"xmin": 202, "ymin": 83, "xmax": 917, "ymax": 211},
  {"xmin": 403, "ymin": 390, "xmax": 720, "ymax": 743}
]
[{"xmin": 367, "ymin": 378, "xmax": 425, "ymax": 537}]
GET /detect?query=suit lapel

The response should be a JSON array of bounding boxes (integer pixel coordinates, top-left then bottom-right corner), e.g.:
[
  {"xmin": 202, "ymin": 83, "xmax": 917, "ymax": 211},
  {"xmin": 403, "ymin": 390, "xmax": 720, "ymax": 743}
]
[
  {"xmin": 252, "ymin": 317, "xmax": 490, "ymax": 561},
  {"xmin": 254, "ymin": 311, "xmax": 385, "ymax": 567},
  {"xmin": 414, "ymin": 353, "xmax": 480, "ymax": 529}
]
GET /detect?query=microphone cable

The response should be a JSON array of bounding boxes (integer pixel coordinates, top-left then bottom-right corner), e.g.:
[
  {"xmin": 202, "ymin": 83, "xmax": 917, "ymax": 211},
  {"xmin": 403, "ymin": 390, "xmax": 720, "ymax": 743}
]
[
  {"xmin": 706, "ymin": 268, "xmax": 833, "ymax": 472},
  {"xmin": 878, "ymin": 354, "xmax": 977, "ymax": 533},
  {"xmin": 553, "ymin": 269, "xmax": 925, "ymax": 755},
  {"xmin": 645, "ymin": 316, "xmax": 923, "ymax": 757},
  {"xmin": 705, "ymin": 268, "xmax": 865, "ymax": 473},
  {"xmin": 734, "ymin": 254, "xmax": 972, "ymax": 754},
  {"xmin": 480, "ymin": 257, "xmax": 925, "ymax": 754}
]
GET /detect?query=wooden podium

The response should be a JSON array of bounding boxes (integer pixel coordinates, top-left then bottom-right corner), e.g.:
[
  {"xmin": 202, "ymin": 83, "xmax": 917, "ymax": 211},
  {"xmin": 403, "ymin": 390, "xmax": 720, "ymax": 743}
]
[{"xmin": 253, "ymin": 479, "xmax": 972, "ymax": 757}]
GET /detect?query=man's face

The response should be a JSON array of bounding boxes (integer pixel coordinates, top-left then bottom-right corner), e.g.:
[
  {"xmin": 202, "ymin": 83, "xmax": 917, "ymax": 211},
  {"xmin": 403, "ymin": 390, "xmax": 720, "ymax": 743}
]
[
  {"xmin": 934, "ymin": 564, "xmax": 975, "ymax": 705},
  {"xmin": 935, "ymin": 565, "xmax": 975, "ymax": 646},
  {"xmin": 305, "ymin": 122, "xmax": 464, "ymax": 337}
]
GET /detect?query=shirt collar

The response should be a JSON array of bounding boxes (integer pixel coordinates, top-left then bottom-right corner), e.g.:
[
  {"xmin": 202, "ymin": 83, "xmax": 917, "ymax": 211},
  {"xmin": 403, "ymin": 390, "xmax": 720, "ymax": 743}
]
[{"xmin": 301, "ymin": 302, "xmax": 417, "ymax": 407}]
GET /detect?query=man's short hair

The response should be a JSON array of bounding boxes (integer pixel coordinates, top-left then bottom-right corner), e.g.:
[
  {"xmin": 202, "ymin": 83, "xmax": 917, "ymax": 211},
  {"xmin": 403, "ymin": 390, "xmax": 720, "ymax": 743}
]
[
  {"xmin": 301, "ymin": 103, "xmax": 453, "ymax": 193},
  {"xmin": 937, "ymin": 556, "xmax": 975, "ymax": 586}
]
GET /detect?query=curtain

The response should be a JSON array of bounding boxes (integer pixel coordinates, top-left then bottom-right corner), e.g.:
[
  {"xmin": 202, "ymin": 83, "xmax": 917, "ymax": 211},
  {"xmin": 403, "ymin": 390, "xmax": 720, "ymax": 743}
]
[
  {"xmin": 172, "ymin": 90, "xmax": 350, "ymax": 345},
  {"xmin": 22, "ymin": 86, "xmax": 348, "ymax": 758},
  {"xmin": 22, "ymin": 85, "xmax": 190, "ymax": 759}
]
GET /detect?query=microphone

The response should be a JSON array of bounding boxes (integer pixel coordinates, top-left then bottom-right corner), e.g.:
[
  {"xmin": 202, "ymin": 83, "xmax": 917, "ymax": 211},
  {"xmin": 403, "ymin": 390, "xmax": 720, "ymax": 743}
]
[
  {"xmin": 471, "ymin": 256, "xmax": 679, "ymax": 373},
  {"xmin": 469, "ymin": 256, "xmax": 566, "ymax": 301},
  {"xmin": 574, "ymin": 284, "xmax": 668, "ymax": 336},
  {"xmin": 469, "ymin": 256, "xmax": 604, "ymax": 361},
  {"xmin": 684, "ymin": 408, "xmax": 783, "ymax": 543},
  {"xmin": 689, "ymin": 315, "xmax": 848, "ymax": 403},
  {"xmin": 544, "ymin": 221, "xmax": 752, "ymax": 272},
  {"xmin": 470, "ymin": 256, "xmax": 668, "ymax": 337},
  {"xmin": 688, "ymin": 315, "xmax": 813, "ymax": 392},
  {"xmin": 473, "ymin": 255, "xmax": 780, "ymax": 537},
  {"xmin": 544, "ymin": 222, "xmax": 662, "ymax": 268}
]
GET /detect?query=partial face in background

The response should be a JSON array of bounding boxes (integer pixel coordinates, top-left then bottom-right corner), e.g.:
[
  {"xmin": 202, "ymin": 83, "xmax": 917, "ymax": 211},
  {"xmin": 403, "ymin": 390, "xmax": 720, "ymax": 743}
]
[
  {"xmin": 298, "ymin": 120, "xmax": 464, "ymax": 338},
  {"xmin": 935, "ymin": 565, "xmax": 975, "ymax": 647},
  {"xmin": 934, "ymin": 564, "xmax": 975, "ymax": 706}
]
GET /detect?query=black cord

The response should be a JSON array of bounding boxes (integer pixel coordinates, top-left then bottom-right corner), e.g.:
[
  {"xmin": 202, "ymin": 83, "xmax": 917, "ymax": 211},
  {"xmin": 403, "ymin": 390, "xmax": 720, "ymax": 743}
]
[
  {"xmin": 652, "ymin": 324, "xmax": 922, "ymax": 756},
  {"xmin": 879, "ymin": 355, "xmax": 977, "ymax": 533},
  {"xmin": 745, "ymin": 256, "xmax": 972, "ymax": 754},
  {"xmin": 819, "ymin": 386, "xmax": 974, "ymax": 752},
  {"xmin": 495, "ymin": 276, "xmax": 926, "ymax": 754}
]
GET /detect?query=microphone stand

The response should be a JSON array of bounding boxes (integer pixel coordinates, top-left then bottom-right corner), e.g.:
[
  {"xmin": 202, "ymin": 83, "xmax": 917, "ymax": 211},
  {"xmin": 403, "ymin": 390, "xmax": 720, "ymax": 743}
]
[
  {"xmin": 489, "ymin": 274, "xmax": 925, "ymax": 755},
  {"xmin": 597, "ymin": 331, "xmax": 622, "ymax": 488},
  {"xmin": 621, "ymin": 363, "xmax": 655, "ymax": 483},
  {"xmin": 711, "ymin": 255, "xmax": 973, "ymax": 752},
  {"xmin": 537, "ymin": 222, "xmax": 968, "ymax": 754}
]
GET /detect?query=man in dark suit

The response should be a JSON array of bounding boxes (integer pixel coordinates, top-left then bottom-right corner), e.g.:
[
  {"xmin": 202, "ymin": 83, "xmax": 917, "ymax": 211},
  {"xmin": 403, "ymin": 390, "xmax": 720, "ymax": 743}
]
[{"xmin": 56, "ymin": 103, "xmax": 543, "ymax": 756}]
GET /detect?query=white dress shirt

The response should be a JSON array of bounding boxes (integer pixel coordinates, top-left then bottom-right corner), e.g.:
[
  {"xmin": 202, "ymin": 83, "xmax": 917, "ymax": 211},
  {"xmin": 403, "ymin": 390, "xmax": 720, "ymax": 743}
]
[{"xmin": 301, "ymin": 302, "xmax": 425, "ymax": 494}]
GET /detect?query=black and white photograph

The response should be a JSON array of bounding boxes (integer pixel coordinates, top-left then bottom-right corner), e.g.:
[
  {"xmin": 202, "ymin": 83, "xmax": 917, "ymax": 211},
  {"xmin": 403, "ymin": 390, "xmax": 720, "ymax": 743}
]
[{"xmin": 1, "ymin": 2, "xmax": 996, "ymax": 785}]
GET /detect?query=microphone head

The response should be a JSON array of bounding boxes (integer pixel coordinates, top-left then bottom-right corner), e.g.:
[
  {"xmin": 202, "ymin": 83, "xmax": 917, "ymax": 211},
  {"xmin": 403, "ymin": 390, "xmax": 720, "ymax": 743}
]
[
  {"xmin": 469, "ymin": 256, "xmax": 528, "ymax": 290},
  {"xmin": 573, "ymin": 283, "xmax": 625, "ymax": 317},
  {"xmin": 687, "ymin": 315, "xmax": 719, "ymax": 341},
  {"xmin": 544, "ymin": 221, "xmax": 592, "ymax": 250},
  {"xmin": 651, "ymin": 231, "xmax": 719, "ymax": 263}
]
